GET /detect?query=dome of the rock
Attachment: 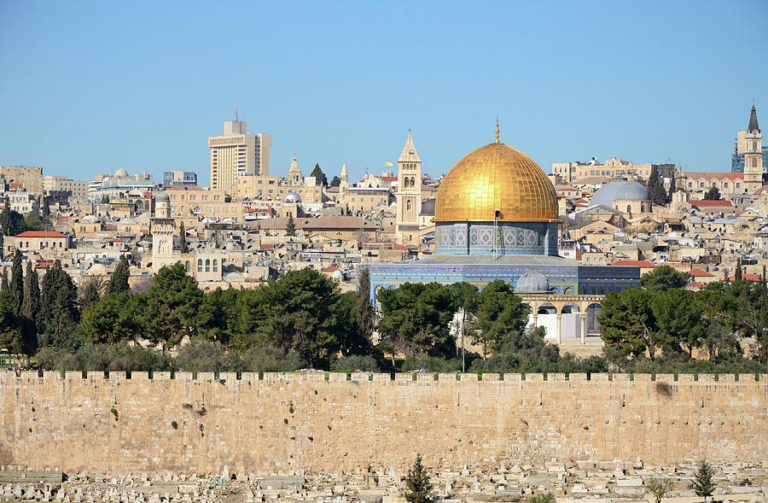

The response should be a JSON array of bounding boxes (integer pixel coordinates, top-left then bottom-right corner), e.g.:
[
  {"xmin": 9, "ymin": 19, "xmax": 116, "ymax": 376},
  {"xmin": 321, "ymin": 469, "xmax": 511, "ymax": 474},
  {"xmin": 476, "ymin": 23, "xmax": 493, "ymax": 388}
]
[{"xmin": 434, "ymin": 141, "xmax": 558, "ymax": 223}]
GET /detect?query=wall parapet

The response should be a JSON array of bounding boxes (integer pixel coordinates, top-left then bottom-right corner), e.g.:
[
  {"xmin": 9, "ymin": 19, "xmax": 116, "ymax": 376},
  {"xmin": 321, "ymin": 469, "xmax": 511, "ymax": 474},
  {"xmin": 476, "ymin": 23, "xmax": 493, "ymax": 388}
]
[{"xmin": 5, "ymin": 371, "xmax": 766, "ymax": 384}]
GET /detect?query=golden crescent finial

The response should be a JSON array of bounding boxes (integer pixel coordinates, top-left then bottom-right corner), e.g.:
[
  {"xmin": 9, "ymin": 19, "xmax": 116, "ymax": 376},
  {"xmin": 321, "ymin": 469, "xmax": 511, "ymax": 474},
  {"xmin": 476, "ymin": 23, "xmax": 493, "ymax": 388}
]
[{"xmin": 495, "ymin": 117, "xmax": 500, "ymax": 143}]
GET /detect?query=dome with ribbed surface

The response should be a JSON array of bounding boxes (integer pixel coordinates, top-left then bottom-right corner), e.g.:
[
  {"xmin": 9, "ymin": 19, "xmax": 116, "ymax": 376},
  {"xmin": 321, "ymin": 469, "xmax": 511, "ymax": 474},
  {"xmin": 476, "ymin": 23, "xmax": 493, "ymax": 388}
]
[{"xmin": 434, "ymin": 142, "xmax": 558, "ymax": 223}]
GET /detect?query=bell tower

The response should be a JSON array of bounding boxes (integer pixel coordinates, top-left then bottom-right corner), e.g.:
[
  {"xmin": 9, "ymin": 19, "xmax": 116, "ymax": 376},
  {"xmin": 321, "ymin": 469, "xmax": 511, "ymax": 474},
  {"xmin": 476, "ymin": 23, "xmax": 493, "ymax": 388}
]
[
  {"xmin": 743, "ymin": 104, "xmax": 763, "ymax": 192},
  {"xmin": 395, "ymin": 129, "xmax": 422, "ymax": 246}
]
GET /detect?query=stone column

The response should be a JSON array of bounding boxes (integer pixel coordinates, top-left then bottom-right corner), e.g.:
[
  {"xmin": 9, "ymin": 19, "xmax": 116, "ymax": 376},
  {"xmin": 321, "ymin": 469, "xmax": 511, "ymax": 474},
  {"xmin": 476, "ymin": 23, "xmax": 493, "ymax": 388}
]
[
  {"xmin": 556, "ymin": 313, "xmax": 562, "ymax": 345},
  {"xmin": 580, "ymin": 313, "xmax": 587, "ymax": 345}
]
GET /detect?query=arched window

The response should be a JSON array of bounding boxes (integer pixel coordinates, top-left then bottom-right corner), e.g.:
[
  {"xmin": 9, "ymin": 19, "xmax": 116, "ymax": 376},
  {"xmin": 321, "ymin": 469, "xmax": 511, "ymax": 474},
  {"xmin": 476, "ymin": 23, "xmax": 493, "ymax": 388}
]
[
  {"xmin": 406, "ymin": 199, "xmax": 412, "ymax": 211},
  {"xmin": 185, "ymin": 261, "xmax": 190, "ymax": 272},
  {"xmin": 205, "ymin": 259, "xmax": 210, "ymax": 272},
  {"xmin": 197, "ymin": 259, "xmax": 203, "ymax": 272},
  {"xmin": 754, "ymin": 158, "xmax": 759, "ymax": 168},
  {"xmin": 753, "ymin": 142, "xmax": 758, "ymax": 151},
  {"xmin": 626, "ymin": 204, "xmax": 632, "ymax": 213},
  {"xmin": 403, "ymin": 178, "xmax": 409, "ymax": 188},
  {"xmin": 410, "ymin": 177, "xmax": 416, "ymax": 187},
  {"xmin": 213, "ymin": 259, "xmax": 218, "ymax": 272}
]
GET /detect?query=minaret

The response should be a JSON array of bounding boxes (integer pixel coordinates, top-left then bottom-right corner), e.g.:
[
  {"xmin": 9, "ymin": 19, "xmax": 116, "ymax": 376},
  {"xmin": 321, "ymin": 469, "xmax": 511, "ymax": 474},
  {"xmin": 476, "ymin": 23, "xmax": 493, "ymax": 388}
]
[
  {"xmin": 744, "ymin": 104, "xmax": 764, "ymax": 192},
  {"xmin": 151, "ymin": 191, "xmax": 176, "ymax": 273},
  {"xmin": 395, "ymin": 129, "xmax": 422, "ymax": 246},
  {"xmin": 288, "ymin": 156, "xmax": 302, "ymax": 186}
]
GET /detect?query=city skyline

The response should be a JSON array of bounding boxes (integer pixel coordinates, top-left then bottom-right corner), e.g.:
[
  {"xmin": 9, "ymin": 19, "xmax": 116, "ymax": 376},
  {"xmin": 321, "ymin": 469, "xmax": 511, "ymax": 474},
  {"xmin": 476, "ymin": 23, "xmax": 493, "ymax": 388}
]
[{"xmin": 1, "ymin": 1, "xmax": 767, "ymax": 185}]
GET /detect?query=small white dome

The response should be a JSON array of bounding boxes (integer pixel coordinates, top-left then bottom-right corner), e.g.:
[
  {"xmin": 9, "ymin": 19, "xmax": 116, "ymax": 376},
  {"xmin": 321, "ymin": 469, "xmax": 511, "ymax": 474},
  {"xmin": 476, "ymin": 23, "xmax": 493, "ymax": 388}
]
[
  {"xmin": 114, "ymin": 168, "xmax": 129, "ymax": 177},
  {"xmin": 284, "ymin": 192, "xmax": 301, "ymax": 203},
  {"xmin": 515, "ymin": 271, "xmax": 549, "ymax": 294},
  {"xmin": 155, "ymin": 191, "xmax": 170, "ymax": 202},
  {"xmin": 332, "ymin": 269, "xmax": 344, "ymax": 280}
]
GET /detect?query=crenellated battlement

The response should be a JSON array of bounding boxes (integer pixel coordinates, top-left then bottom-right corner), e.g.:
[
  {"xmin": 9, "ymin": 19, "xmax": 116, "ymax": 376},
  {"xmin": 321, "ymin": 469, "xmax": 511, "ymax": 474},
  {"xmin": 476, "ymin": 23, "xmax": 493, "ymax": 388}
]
[{"xmin": 4, "ymin": 370, "xmax": 766, "ymax": 384}]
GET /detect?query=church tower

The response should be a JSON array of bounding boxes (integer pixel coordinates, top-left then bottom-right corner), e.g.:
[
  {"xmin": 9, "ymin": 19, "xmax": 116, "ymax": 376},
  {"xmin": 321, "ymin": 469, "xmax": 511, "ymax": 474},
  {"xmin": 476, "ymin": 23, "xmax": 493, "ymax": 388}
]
[
  {"xmin": 743, "ymin": 104, "xmax": 763, "ymax": 192},
  {"xmin": 151, "ymin": 191, "xmax": 176, "ymax": 273},
  {"xmin": 288, "ymin": 156, "xmax": 302, "ymax": 186},
  {"xmin": 396, "ymin": 129, "xmax": 422, "ymax": 246},
  {"xmin": 339, "ymin": 163, "xmax": 349, "ymax": 189}
]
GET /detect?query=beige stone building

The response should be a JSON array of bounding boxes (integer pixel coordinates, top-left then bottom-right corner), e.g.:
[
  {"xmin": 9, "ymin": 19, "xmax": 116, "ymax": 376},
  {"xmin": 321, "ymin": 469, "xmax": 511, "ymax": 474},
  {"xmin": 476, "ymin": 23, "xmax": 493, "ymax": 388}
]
[
  {"xmin": 4, "ymin": 230, "xmax": 69, "ymax": 256},
  {"xmin": 552, "ymin": 157, "xmax": 656, "ymax": 182},
  {"xmin": 0, "ymin": 166, "xmax": 43, "ymax": 193},
  {"xmin": 209, "ymin": 120, "xmax": 272, "ymax": 193},
  {"xmin": 42, "ymin": 176, "xmax": 89, "ymax": 200},
  {"xmin": 5, "ymin": 190, "xmax": 37, "ymax": 214},
  {"xmin": 232, "ymin": 157, "xmax": 324, "ymax": 205}
]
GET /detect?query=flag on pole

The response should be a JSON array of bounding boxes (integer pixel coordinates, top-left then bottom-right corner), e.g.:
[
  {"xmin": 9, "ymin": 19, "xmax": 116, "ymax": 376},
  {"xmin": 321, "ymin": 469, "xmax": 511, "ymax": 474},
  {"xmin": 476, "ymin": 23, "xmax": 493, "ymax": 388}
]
[{"xmin": 384, "ymin": 161, "xmax": 392, "ymax": 167}]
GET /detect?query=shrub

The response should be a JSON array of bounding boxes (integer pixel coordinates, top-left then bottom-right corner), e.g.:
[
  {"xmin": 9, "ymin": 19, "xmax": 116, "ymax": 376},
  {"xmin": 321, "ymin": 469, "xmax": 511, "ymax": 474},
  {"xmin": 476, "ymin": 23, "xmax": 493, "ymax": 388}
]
[
  {"xmin": 402, "ymin": 356, "xmax": 462, "ymax": 373},
  {"xmin": 331, "ymin": 355, "xmax": 381, "ymax": 372}
]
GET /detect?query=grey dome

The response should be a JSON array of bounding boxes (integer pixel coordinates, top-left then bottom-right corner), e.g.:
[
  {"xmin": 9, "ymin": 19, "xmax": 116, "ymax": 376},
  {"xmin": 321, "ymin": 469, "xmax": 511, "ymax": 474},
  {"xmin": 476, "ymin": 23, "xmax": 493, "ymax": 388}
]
[
  {"xmin": 284, "ymin": 192, "xmax": 301, "ymax": 203},
  {"xmin": 589, "ymin": 177, "xmax": 649, "ymax": 208},
  {"xmin": 515, "ymin": 271, "xmax": 549, "ymax": 294},
  {"xmin": 155, "ymin": 191, "xmax": 170, "ymax": 202}
]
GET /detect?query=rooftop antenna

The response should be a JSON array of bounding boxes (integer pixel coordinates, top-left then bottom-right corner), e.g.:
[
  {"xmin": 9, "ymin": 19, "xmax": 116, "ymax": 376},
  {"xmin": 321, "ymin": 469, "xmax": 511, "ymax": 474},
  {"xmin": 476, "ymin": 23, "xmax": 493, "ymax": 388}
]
[{"xmin": 235, "ymin": 106, "xmax": 239, "ymax": 122}]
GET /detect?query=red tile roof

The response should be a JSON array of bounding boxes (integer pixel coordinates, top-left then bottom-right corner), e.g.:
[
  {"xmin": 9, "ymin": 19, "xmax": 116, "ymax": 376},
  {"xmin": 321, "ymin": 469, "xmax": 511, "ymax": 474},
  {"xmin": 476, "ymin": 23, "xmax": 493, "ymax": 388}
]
[
  {"xmin": 690, "ymin": 200, "xmax": 733, "ymax": 207},
  {"xmin": 611, "ymin": 260, "xmax": 656, "ymax": 268},
  {"xmin": 729, "ymin": 274, "xmax": 765, "ymax": 282},
  {"xmin": 14, "ymin": 230, "xmax": 66, "ymax": 238},
  {"xmin": 688, "ymin": 269, "xmax": 714, "ymax": 277},
  {"xmin": 685, "ymin": 172, "xmax": 743, "ymax": 180}
]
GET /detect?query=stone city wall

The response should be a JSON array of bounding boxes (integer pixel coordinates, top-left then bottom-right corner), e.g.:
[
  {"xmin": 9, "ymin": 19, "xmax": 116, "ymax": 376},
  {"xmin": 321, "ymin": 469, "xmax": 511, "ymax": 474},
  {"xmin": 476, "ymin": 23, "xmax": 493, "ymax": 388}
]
[{"xmin": 1, "ymin": 371, "xmax": 766, "ymax": 475}]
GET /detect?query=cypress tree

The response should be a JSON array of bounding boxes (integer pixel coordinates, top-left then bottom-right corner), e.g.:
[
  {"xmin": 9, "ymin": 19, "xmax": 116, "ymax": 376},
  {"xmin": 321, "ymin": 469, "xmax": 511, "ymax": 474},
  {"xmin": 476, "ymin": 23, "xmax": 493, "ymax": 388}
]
[
  {"xmin": 646, "ymin": 166, "xmax": 668, "ymax": 206},
  {"xmin": 179, "ymin": 222, "xmax": 189, "ymax": 254},
  {"xmin": 286, "ymin": 214, "xmax": 296, "ymax": 237},
  {"xmin": 22, "ymin": 263, "xmax": 40, "ymax": 321},
  {"xmin": 735, "ymin": 257, "xmax": 743, "ymax": 281},
  {"xmin": 39, "ymin": 260, "xmax": 79, "ymax": 348},
  {"xmin": 21, "ymin": 262, "xmax": 40, "ymax": 358},
  {"xmin": 107, "ymin": 255, "xmax": 131, "ymax": 294},
  {"xmin": 1, "ymin": 269, "xmax": 8, "ymax": 292},
  {"xmin": 9, "ymin": 249, "xmax": 23, "ymax": 316}
]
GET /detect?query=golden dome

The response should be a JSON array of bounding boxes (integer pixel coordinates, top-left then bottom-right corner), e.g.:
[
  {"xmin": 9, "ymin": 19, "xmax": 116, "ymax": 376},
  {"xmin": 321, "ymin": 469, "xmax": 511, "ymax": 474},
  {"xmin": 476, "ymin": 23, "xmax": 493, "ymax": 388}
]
[{"xmin": 434, "ymin": 141, "xmax": 559, "ymax": 223}]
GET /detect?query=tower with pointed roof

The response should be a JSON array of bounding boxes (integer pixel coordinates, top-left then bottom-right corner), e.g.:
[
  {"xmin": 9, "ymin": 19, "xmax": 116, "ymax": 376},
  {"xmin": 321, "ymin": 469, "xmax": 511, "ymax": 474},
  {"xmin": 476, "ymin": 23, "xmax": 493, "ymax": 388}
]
[
  {"xmin": 743, "ymin": 104, "xmax": 763, "ymax": 191},
  {"xmin": 288, "ymin": 156, "xmax": 302, "ymax": 186},
  {"xmin": 396, "ymin": 129, "xmax": 423, "ymax": 246},
  {"xmin": 339, "ymin": 163, "xmax": 349, "ymax": 189}
]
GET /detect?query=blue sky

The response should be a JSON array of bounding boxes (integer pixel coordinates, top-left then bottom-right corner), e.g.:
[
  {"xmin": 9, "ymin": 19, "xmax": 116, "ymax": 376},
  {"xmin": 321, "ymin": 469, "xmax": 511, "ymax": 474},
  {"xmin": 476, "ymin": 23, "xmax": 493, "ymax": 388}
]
[{"xmin": 1, "ymin": 1, "xmax": 766, "ymax": 186}]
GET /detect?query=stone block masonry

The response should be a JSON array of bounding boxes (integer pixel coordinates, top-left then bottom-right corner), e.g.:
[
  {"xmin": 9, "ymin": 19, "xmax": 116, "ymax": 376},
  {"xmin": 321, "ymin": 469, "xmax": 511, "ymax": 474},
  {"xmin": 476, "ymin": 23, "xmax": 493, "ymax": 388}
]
[{"xmin": 1, "ymin": 372, "xmax": 766, "ymax": 475}]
